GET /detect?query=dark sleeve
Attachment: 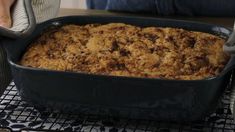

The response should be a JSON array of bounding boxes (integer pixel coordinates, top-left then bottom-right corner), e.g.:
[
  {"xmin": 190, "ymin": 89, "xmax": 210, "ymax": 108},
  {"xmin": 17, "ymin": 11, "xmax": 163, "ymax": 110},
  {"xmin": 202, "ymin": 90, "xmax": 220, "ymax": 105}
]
[{"xmin": 87, "ymin": 0, "xmax": 235, "ymax": 17}]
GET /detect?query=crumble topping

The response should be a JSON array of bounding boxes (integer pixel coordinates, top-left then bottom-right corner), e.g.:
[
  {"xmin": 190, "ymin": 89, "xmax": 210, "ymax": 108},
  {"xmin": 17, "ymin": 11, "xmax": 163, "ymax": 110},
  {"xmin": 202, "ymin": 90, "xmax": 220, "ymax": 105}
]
[{"xmin": 20, "ymin": 23, "xmax": 229, "ymax": 80}]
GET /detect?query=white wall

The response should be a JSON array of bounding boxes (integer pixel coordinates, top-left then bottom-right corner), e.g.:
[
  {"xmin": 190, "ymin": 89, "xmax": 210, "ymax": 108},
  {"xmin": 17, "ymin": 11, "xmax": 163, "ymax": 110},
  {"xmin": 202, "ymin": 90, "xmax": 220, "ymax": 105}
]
[{"xmin": 60, "ymin": 0, "xmax": 87, "ymax": 9}]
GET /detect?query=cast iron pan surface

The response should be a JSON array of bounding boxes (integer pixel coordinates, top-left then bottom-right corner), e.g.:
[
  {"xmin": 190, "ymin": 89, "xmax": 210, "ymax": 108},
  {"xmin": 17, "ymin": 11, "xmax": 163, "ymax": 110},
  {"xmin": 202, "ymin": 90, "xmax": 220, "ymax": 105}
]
[{"xmin": 3, "ymin": 16, "xmax": 235, "ymax": 122}]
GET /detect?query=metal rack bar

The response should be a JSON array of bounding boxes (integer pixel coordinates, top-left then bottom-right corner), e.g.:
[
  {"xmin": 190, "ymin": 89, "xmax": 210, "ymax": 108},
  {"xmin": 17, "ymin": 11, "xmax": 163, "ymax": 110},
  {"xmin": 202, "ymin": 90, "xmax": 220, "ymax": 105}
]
[{"xmin": 0, "ymin": 83, "xmax": 234, "ymax": 132}]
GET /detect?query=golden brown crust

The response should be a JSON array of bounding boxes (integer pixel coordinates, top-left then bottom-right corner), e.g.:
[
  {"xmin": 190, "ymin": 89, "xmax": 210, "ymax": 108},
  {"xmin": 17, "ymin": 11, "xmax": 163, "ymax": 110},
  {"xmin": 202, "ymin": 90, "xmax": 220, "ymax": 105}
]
[{"xmin": 20, "ymin": 23, "xmax": 229, "ymax": 80}]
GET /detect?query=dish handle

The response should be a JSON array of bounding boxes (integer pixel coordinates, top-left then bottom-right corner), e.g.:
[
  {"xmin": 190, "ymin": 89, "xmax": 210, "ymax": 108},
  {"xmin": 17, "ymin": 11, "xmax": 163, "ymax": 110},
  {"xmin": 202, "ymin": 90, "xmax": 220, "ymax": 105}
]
[
  {"xmin": 223, "ymin": 21, "xmax": 235, "ymax": 54},
  {"xmin": 222, "ymin": 21, "xmax": 235, "ymax": 76},
  {"xmin": 0, "ymin": 39, "xmax": 12, "ymax": 96}
]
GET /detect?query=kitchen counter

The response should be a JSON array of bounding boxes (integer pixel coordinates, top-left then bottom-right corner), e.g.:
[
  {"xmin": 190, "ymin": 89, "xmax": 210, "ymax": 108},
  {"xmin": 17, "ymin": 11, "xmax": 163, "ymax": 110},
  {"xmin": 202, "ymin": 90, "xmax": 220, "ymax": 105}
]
[{"xmin": 59, "ymin": 8, "xmax": 234, "ymax": 28}]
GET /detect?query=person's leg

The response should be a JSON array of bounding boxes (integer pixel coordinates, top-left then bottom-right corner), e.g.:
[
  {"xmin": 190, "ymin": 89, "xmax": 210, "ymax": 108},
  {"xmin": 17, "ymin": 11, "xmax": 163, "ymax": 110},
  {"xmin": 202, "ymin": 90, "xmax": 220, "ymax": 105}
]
[{"xmin": 0, "ymin": 0, "xmax": 15, "ymax": 28}]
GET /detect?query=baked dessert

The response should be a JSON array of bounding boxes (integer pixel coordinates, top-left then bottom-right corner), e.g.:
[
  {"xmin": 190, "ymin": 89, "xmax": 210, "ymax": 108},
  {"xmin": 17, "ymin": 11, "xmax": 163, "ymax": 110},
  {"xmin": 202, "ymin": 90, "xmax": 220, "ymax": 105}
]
[{"xmin": 20, "ymin": 23, "xmax": 229, "ymax": 80}]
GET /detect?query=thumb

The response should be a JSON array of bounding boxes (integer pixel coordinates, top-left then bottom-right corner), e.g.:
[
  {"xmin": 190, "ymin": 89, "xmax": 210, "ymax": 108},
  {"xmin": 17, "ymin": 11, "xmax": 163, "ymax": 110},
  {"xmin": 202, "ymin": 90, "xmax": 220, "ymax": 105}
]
[{"xmin": 0, "ymin": 0, "xmax": 15, "ymax": 28}]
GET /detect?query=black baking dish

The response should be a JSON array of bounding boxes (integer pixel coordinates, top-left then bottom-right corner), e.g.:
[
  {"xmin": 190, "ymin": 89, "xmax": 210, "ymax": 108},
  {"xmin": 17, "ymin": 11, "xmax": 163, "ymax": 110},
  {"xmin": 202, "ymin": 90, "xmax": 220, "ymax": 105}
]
[{"xmin": 3, "ymin": 16, "xmax": 235, "ymax": 122}]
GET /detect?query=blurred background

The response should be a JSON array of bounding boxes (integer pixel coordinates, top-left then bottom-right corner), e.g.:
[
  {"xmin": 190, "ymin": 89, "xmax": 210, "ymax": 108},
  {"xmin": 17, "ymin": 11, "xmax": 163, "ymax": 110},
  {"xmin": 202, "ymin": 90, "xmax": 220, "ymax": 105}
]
[{"xmin": 60, "ymin": 0, "xmax": 87, "ymax": 9}]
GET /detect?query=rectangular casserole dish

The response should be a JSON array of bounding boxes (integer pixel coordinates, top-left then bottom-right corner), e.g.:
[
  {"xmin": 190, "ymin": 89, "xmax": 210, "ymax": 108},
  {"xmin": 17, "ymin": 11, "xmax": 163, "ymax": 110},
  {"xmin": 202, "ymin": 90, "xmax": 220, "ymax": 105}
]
[{"xmin": 3, "ymin": 16, "xmax": 235, "ymax": 122}]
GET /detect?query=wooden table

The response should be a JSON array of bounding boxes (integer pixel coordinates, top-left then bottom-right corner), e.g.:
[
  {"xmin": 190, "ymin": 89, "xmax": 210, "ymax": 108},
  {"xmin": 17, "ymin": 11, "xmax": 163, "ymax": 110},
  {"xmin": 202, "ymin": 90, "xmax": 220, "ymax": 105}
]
[{"xmin": 59, "ymin": 8, "xmax": 234, "ymax": 28}]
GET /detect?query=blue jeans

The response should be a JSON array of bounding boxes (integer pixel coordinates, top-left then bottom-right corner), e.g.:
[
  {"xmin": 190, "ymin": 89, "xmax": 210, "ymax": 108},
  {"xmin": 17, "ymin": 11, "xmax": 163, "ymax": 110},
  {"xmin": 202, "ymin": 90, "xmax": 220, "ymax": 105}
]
[{"xmin": 86, "ymin": 0, "xmax": 235, "ymax": 16}]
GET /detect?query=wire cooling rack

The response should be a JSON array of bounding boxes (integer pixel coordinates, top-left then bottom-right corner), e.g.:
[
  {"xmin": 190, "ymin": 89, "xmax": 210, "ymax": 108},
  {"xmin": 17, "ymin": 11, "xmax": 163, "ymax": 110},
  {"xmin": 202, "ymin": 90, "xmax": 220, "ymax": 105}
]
[{"xmin": 0, "ymin": 82, "xmax": 235, "ymax": 132}]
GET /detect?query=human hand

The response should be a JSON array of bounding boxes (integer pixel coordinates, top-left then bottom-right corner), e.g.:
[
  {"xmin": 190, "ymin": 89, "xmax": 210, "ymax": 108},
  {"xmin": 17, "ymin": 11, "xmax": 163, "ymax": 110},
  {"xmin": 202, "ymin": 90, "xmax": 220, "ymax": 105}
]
[{"xmin": 0, "ymin": 0, "xmax": 15, "ymax": 28}]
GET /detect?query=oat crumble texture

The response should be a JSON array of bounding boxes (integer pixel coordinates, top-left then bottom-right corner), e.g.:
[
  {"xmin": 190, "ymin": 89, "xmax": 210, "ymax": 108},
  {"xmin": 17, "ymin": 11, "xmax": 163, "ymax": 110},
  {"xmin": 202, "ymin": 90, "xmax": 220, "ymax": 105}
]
[{"xmin": 20, "ymin": 23, "xmax": 229, "ymax": 80}]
